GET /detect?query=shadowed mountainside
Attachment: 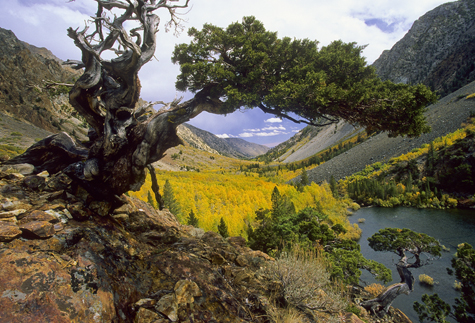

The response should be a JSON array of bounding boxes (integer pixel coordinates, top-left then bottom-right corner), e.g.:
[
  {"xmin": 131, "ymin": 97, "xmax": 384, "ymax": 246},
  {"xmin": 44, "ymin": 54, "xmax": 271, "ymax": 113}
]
[
  {"xmin": 301, "ymin": 81, "xmax": 475, "ymax": 184},
  {"xmin": 372, "ymin": 0, "xmax": 475, "ymax": 97}
]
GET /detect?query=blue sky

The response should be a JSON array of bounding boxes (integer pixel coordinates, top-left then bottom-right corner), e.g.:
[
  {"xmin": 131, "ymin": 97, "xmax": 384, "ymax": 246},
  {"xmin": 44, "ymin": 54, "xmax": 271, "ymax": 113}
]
[{"xmin": 0, "ymin": 0, "xmax": 450, "ymax": 146}]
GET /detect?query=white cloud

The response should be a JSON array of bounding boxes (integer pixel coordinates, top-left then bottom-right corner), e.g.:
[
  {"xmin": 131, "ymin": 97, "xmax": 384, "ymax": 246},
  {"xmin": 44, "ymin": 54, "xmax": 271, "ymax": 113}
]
[
  {"xmin": 262, "ymin": 125, "xmax": 286, "ymax": 131},
  {"xmin": 265, "ymin": 118, "xmax": 283, "ymax": 123},
  {"xmin": 239, "ymin": 130, "xmax": 288, "ymax": 138},
  {"xmin": 216, "ymin": 134, "xmax": 230, "ymax": 138},
  {"xmin": 243, "ymin": 128, "xmax": 261, "ymax": 132}
]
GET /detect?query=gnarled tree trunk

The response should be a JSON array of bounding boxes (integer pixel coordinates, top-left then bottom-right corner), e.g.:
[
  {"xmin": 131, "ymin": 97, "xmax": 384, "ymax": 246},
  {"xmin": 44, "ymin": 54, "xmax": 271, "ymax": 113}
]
[
  {"xmin": 3, "ymin": 1, "xmax": 229, "ymax": 205},
  {"xmin": 360, "ymin": 252, "xmax": 418, "ymax": 316}
]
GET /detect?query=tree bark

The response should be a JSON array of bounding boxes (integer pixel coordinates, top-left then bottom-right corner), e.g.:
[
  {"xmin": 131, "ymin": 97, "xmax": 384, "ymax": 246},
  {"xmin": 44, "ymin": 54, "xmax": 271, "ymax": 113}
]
[
  {"xmin": 2, "ymin": 1, "xmax": 222, "ymax": 204},
  {"xmin": 360, "ymin": 253, "xmax": 416, "ymax": 316}
]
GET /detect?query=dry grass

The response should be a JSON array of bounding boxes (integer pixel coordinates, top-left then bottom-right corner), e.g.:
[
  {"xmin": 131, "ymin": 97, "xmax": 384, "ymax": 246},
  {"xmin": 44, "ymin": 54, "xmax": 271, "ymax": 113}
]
[{"xmin": 266, "ymin": 303, "xmax": 308, "ymax": 323}]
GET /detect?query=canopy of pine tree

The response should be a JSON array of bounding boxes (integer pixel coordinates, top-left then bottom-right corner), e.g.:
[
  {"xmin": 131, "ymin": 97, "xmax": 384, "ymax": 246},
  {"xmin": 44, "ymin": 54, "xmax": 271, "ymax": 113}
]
[{"xmin": 3, "ymin": 2, "xmax": 437, "ymax": 204}]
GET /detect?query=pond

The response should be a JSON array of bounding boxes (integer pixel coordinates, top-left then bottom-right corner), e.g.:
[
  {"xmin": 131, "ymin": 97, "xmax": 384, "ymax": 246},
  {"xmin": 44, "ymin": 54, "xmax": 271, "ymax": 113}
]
[{"xmin": 349, "ymin": 207, "xmax": 475, "ymax": 322}]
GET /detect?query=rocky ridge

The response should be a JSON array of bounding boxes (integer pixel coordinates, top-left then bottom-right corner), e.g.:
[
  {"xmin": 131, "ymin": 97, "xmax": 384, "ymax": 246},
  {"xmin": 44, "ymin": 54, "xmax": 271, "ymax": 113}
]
[
  {"xmin": 180, "ymin": 124, "xmax": 269, "ymax": 159},
  {"xmin": 372, "ymin": 0, "xmax": 475, "ymax": 97}
]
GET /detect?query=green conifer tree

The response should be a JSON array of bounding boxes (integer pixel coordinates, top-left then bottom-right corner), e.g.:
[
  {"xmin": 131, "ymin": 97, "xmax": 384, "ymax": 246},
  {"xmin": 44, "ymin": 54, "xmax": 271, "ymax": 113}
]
[
  {"xmin": 163, "ymin": 179, "xmax": 181, "ymax": 216},
  {"xmin": 218, "ymin": 217, "xmax": 229, "ymax": 238},
  {"xmin": 187, "ymin": 209, "xmax": 199, "ymax": 227},
  {"xmin": 300, "ymin": 167, "xmax": 309, "ymax": 186},
  {"xmin": 147, "ymin": 190, "xmax": 157, "ymax": 209},
  {"xmin": 330, "ymin": 175, "xmax": 338, "ymax": 198}
]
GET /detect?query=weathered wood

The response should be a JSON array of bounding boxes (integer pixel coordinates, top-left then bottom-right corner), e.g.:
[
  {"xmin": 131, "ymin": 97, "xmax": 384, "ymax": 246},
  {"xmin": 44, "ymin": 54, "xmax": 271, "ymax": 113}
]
[
  {"xmin": 5, "ymin": 1, "xmax": 199, "ymax": 203},
  {"xmin": 360, "ymin": 252, "xmax": 417, "ymax": 315},
  {"xmin": 2, "ymin": 132, "xmax": 88, "ymax": 174}
]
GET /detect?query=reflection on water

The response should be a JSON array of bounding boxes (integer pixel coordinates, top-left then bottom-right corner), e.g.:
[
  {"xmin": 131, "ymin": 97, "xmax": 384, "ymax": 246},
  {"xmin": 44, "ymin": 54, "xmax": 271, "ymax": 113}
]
[{"xmin": 349, "ymin": 207, "xmax": 475, "ymax": 322}]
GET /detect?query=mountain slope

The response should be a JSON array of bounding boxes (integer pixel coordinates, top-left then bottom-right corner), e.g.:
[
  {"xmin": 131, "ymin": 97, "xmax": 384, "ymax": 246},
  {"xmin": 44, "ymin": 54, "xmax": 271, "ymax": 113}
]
[
  {"xmin": 302, "ymin": 81, "xmax": 475, "ymax": 184},
  {"xmin": 281, "ymin": 121, "xmax": 363, "ymax": 164},
  {"xmin": 180, "ymin": 123, "xmax": 269, "ymax": 159},
  {"xmin": 372, "ymin": 0, "xmax": 475, "ymax": 97},
  {"xmin": 0, "ymin": 28, "xmax": 87, "ymax": 142}
]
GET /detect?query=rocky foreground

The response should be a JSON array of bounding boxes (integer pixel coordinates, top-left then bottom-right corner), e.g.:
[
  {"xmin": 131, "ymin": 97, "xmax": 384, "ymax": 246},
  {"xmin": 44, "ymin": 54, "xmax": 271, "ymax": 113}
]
[{"xmin": 0, "ymin": 167, "xmax": 412, "ymax": 323}]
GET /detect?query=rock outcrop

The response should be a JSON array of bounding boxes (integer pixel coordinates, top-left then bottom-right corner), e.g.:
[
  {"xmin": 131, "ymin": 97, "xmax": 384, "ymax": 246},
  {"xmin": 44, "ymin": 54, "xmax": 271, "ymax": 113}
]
[
  {"xmin": 0, "ymin": 167, "xmax": 276, "ymax": 322},
  {"xmin": 0, "ymin": 166, "xmax": 414, "ymax": 322},
  {"xmin": 372, "ymin": 0, "xmax": 475, "ymax": 97}
]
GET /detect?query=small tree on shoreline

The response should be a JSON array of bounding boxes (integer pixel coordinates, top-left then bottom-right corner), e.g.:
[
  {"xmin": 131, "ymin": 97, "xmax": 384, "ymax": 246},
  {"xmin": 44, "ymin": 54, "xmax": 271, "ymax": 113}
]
[{"xmin": 361, "ymin": 228, "xmax": 441, "ymax": 316}]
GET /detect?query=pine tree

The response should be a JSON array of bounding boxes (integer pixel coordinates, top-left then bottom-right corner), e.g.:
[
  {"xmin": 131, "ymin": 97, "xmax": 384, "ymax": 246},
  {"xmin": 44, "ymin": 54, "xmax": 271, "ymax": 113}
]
[
  {"xmin": 300, "ymin": 167, "xmax": 309, "ymax": 186},
  {"xmin": 406, "ymin": 173, "xmax": 413, "ymax": 193},
  {"xmin": 330, "ymin": 175, "xmax": 338, "ymax": 198},
  {"xmin": 218, "ymin": 217, "xmax": 229, "ymax": 238},
  {"xmin": 147, "ymin": 190, "xmax": 157, "ymax": 209},
  {"xmin": 163, "ymin": 179, "xmax": 181, "ymax": 216},
  {"xmin": 187, "ymin": 209, "xmax": 199, "ymax": 227}
]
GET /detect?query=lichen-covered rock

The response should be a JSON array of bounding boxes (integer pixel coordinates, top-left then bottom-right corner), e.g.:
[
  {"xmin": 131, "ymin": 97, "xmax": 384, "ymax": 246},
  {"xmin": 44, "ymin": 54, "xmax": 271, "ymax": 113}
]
[
  {"xmin": 0, "ymin": 221, "xmax": 22, "ymax": 242},
  {"xmin": 19, "ymin": 220, "xmax": 55, "ymax": 239},
  {"xmin": 133, "ymin": 307, "xmax": 161, "ymax": 323},
  {"xmin": 0, "ymin": 249, "xmax": 116, "ymax": 322},
  {"xmin": 22, "ymin": 175, "xmax": 46, "ymax": 190},
  {"xmin": 18, "ymin": 210, "xmax": 58, "ymax": 224}
]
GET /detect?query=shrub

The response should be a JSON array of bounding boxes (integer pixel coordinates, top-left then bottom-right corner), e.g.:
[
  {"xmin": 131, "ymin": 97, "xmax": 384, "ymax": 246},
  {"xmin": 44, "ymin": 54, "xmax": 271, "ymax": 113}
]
[
  {"xmin": 346, "ymin": 303, "xmax": 361, "ymax": 317},
  {"xmin": 454, "ymin": 280, "xmax": 462, "ymax": 290},
  {"xmin": 358, "ymin": 218, "xmax": 366, "ymax": 223},
  {"xmin": 419, "ymin": 274, "xmax": 435, "ymax": 286},
  {"xmin": 259, "ymin": 245, "xmax": 347, "ymax": 314},
  {"xmin": 10, "ymin": 132, "xmax": 22, "ymax": 136}
]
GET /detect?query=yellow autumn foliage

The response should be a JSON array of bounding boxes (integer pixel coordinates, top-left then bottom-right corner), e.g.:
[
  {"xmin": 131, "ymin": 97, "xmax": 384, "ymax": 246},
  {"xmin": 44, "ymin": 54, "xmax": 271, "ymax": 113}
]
[{"xmin": 130, "ymin": 170, "xmax": 358, "ymax": 239}]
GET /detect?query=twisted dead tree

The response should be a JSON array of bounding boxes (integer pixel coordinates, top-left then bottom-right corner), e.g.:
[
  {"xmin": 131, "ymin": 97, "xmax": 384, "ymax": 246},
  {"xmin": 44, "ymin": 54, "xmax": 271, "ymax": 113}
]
[
  {"xmin": 4, "ymin": 1, "xmax": 438, "ymax": 206},
  {"xmin": 360, "ymin": 228, "xmax": 441, "ymax": 316}
]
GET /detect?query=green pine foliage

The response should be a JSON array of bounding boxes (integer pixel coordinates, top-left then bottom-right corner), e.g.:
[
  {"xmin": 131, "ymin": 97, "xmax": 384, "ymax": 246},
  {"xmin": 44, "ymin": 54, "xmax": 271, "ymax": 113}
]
[
  {"xmin": 187, "ymin": 209, "xmax": 199, "ymax": 227},
  {"xmin": 173, "ymin": 16, "xmax": 436, "ymax": 138},
  {"xmin": 248, "ymin": 186, "xmax": 391, "ymax": 285},
  {"xmin": 330, "ymin": 175, "xmax": 338, "ymax": 198},
  {"xmin": 217, "ymin": 217, "xmax": 229, "ymax": 238},
  {"xmin": 162, "ymin": 179, "xmax": 181, "ymax": 216},
  {"xmin": 147, "ymin": 190, "xmax": 157, "ymax": 209}
]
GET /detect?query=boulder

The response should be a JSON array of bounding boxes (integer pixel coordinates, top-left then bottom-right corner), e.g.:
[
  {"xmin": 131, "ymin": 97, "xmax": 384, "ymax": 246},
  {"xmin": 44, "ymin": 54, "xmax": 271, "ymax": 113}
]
[
  {"xmin": 0, "ymin": 222, "xmax": 22, "ymax": 242},
  {"xmin": 18, "ymin": 210, "xmax": 58, "ymax": 225},
  {"xmin": 19, "ymin": 221, "xmax": 55, "ymax": 239}
]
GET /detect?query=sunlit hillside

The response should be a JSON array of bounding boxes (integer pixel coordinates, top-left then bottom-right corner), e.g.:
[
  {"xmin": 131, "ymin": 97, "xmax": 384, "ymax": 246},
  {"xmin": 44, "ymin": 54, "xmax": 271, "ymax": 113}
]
[
  {"xmin": 129, "ymin": 168, "xmax": 361, "ymax": 240},
  {"xmin": 152, "ymin": 144, "xmax": 257, "ymax": 172}
]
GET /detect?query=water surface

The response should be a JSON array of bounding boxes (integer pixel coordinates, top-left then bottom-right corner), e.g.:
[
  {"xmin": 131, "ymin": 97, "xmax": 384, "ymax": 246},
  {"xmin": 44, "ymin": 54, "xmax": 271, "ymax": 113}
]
[{"xmin": 349, "ymin": 207, "xmax": 475, "ymax": 322}]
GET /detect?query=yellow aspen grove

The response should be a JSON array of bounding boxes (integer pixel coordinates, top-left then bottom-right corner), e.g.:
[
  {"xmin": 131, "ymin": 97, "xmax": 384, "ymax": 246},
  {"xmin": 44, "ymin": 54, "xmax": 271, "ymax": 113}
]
[{"xmin": 130, "ymin": 169, "xmax": 358, "ymax": 238}]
